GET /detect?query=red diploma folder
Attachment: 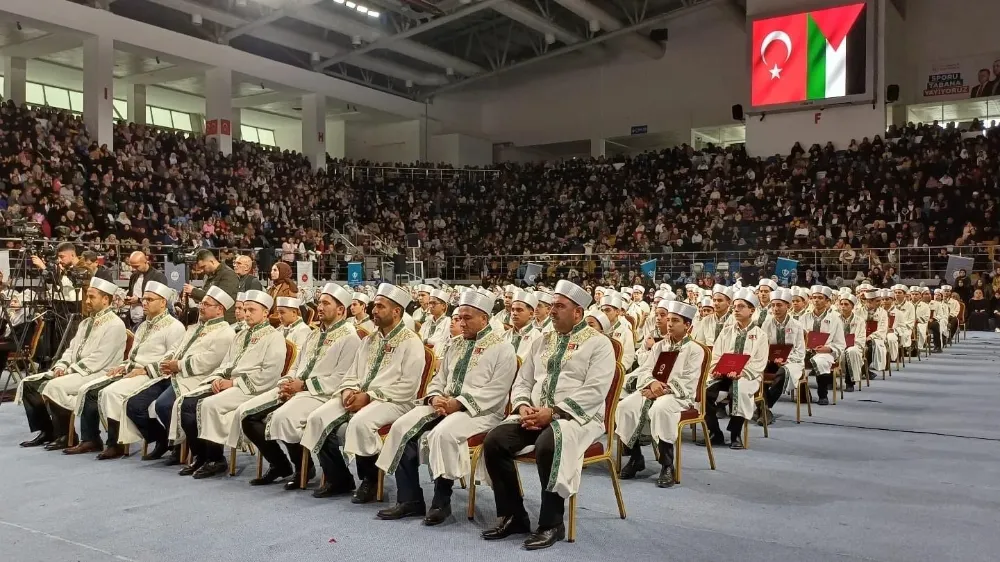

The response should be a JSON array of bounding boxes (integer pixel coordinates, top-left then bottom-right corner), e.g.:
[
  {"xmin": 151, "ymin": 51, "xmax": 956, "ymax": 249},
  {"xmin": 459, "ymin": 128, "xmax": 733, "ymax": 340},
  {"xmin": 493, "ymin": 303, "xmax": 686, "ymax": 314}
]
[
  {"xmin": 652, "ymin": 350, "xmax": 679, "ymax": 383},
  {"xmin": 888, "ymin": 316, "xmax": 895, "ymax": 329},
  {"xmin": 712, "ymin": 353, "xmax": 750, "ymax": 378},
  {"xmin": 845, "ymin": 334, "xmax": 856, "ymax": 347},
  {"xmin": 806, "ymin": 331, "xmax": 829, "ymax": 349},
  {"xmin": 865, "ymin": 320, "xmax": 878, "ymax": 336},
  {"xmin": 768, "ymin": 344, "xmax": 792, "ymax": 363}
]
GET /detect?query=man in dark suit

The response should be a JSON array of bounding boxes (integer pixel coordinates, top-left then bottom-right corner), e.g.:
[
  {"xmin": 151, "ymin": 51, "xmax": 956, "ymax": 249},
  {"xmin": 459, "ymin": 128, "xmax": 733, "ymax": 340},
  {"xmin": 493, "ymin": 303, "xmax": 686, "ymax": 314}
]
[
  {"xmin": 987, "ymin": 60, "xmax": 1000, "ymax": 96},
  {"xmin": 234, "ymin": 254, "xmax": 263, "ymax": 293},
  {"xmin": 183, "ymin": 249, "xmax": 239, "ymax": 324},
  {"xmin": 971, "ymin": 68, "xmax": 992, "ymax": 98},
  {"xmin": 124, "ymin": 251, "xmax": 168, "ymax": 328}
]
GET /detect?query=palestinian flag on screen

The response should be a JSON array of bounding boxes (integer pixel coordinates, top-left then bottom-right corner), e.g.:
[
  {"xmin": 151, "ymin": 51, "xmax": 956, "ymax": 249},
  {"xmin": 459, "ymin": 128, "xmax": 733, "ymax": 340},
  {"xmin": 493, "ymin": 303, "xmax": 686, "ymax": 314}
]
[{"xmin": 751, "ymin": 2, "xmax": 867, "ymax": 107}]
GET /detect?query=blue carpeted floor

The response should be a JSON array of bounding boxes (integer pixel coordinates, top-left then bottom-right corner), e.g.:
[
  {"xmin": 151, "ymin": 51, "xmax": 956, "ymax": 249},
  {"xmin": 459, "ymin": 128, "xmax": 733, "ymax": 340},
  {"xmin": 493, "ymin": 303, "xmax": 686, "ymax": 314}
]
[{"xmin": 2, "ymin": 332, "xmax": 999, "ymax": 562}]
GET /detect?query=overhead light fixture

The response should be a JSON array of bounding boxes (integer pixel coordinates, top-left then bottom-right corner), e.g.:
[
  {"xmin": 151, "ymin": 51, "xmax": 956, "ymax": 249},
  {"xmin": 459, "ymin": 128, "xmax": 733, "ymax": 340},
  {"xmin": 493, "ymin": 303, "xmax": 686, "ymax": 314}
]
[
  {"xmin": 235, "ymin": 0, "xmax": 247, "ymax": 6},
  {"xmin": 357, "ymin": 6, "xmax": 368, "ymax": 13},
  {"xmin": 351, "ymin": 35, "xmax": 362, "ymax": 47},
  {"xmin": 588, "ymin": 20, "xmax": 600, "ymax": 33},
  {"xmin": 446, "ymin": 67, "xmax": 454, "ymax": 76},
  {"xmin": 311, "ymin": 51, "xmax": 321, "ymax": 63},
  {"xmin": 405, "ymin": 80, "xmax": 413, "ymax": 88},
  {"xmin": 333, "ymin": 0, "xmax": 344, "ymax": 3},
  {"xmin": 368, "ymin": 11, "xmax": 380, "ymax": 18},
  {"xmin": 192, "ymin": 13, "xmax": 203, "ymax": 26},
  {"xmin": 345, "ymin": 1, "xmax": 356, "ymax": 7},
  {"xmin": 545, "ymin": 33, "xmax": 555, "ymax": 45}
]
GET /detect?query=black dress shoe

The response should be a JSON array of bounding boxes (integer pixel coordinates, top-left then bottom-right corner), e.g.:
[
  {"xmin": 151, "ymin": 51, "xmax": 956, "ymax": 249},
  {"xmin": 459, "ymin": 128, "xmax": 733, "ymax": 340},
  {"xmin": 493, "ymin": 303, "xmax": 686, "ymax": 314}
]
[
  {"xmin": 729, "ymin": 436, "xmax": 745, "ymax": 450},
  {"xmin": 817, "ymin": 397, "xmax": 830, "ymax": 406},
  {"xmin": 424, "ymin": 505, "xmax": 451, "ymax": 526},
  {"xmin": 619, "ymin": 454, "xmax": 645, "ymax": 480},
  {"xmin": 20, "ymin": 433, "xmax": 54, "ymax": 447},
  {"xmin": 656, "ymin": 465, "xmax": 675, "ymax": 488},
  {"xmin": 351, "ymin": 479, "xmax": 377, "ymax": 504},
  {"xmin": 376, "ymin": 501, "xmax": 426, "ymax": 520},
  {"xmin": 523, "ymin": 524, "xmax": 566, "ymax": 550},
  {"xmin": 481, "ymin": 515, "xmax": 532, "ymax": 540},
  {"xmin": 142, "ymin": 441, "xmax": 170, "ymax": 461},
  {"xmin": 845, "ymin": 384, "xmax": 855, "ymax": 393},
  {"xmin": 178, "ymin": 462, "xmax": 202, "ymax": 476},
  {"xmin": 312, "ymin": 481, "xmax": 356, "ymax": 498},
  {"xmin": 695, "ymin": 437, "xmax": 725, "ymax": 447},
  {"xmin": 163, "ymin": 451, "xmax": 182, "ymax": 466},
  {"xmin": 285, "ymin": 465, "xmax": 316, "ymax": 491},
  {"xmin": 192, "ymin": 461, "xmax": 228, "ymax": 479},
  {"xmin": 44, "ymin": 435, "xmax": 71, "ymax": 451},
  {"xmin": 249, "ymin": 466, "xmax": 293, "ymax": 486}
]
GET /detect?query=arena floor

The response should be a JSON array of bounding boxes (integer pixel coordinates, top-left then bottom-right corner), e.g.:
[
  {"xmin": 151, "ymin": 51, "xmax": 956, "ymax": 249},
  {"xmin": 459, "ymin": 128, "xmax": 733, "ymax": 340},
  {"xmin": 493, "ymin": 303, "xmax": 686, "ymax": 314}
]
[{"xmin": 1, "ymin": 333, "xmax": 999, "ymax": 562}]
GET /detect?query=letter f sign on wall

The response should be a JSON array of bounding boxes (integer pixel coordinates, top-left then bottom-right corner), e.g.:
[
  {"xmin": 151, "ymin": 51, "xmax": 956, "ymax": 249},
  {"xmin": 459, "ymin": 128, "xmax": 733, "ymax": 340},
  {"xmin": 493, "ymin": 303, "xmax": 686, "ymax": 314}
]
[{"xmin": 814, "ymin": 112, "xmax": 822, "ymax": 124}]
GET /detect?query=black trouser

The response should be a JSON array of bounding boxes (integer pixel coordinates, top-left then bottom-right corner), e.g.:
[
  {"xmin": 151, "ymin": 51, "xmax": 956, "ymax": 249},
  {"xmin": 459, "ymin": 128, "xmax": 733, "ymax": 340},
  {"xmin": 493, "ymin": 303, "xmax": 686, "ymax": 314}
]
[
  {"xmin": 180, "ymin": 394, "xmax": 223, "ymax": 463},
  {"xmin": 317, "ymin": 423, "xmax": 375, "ymax": 486},
  {"xmin": 482, "ymin": 423, "xmax": 564, "ymax": 530},
  {"xmin": 704, "ymin": 379, "xmax": 745, "ymax": 439},
  {"xmin": 241, "ymin": 404, "xmax": 308, "ymax": 473},
  {"xmin": 393, "ymin": 417, "xmax": 453, "ymax": 506},
  {"xmin": 948, "ymin": 317, "xmax": 958, "ymax": 340},
  {"xmin": 806, "ymin": 351, "xmax": 833, "ymax": 399},
  {"xmin": 20, "ymin": 378, "xmax": 54, "ymax": 435},
  {"xmin": 125, "ymin": 379, "xmax": 173, "ymax": 445},
  {"xmin": 928, "ymin": 320, "xmax": 941, "ymax": 350},
  {"xmin": 763, "ymin": 365, "xmax": 787, "ymax": 409},
  {"xmin": 80, "ymin": 387, "xmax": 119, "ymax": 446}
]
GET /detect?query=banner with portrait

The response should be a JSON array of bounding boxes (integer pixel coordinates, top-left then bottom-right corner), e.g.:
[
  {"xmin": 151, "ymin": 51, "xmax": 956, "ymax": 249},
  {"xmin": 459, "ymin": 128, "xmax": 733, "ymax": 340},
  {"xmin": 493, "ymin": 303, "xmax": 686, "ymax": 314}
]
[{"xmin": 919, "ymin": 53, "xmax": 1000, "ymax": 101}]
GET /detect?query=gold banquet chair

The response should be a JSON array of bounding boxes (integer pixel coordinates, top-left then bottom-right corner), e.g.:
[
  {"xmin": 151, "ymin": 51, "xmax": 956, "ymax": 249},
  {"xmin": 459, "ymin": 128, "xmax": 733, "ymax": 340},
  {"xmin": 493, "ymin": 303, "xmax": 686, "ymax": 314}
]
[
  {"xmin": 68, "ymin": 330, "xmax": 134, "ymax": 448},
  {"xmin": 673, "ymin": 341, "xmax": 717, "ymax": 484},
  {"xmin": 513, "ymin": 363, "xmax": 627, "ymax": 543},
  {"xmin": 465, "ymin": 357, "xmax": 521, "ymax": 521},
  {"xmin": 228, "ymin": 339, "xmax": 298, "ymax": 477}
]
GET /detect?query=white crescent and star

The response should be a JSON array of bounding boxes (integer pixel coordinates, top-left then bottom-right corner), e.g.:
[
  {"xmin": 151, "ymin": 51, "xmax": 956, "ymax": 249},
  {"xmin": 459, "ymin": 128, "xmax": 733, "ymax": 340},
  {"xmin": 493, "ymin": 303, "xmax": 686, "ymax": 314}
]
[{"xmin": 760, "ymin": 30, "xmax": 792, "ymax": 80}]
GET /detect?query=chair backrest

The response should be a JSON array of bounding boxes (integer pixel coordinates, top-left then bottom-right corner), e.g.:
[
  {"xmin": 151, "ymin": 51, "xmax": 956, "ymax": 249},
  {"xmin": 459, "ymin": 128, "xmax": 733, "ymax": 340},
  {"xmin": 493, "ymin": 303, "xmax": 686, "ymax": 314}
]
[
  {"xmin": 27, "ymin": 318, "xmax": 45, "ymax": 357},
  {"xmin": 626, "ymin": 315, "xmax": 637, "ymax": 333},
  {"xmin": 601, "ymin": 363, "xmax": 626, "ymax": 451},
  {"xmin": 610, "ymin": 337, "xmax": 623, "ymax": 365},
  {"xmin": 692, "ymin": 341, "xmax": 712, "ymax": 415},
  {"xmin": 356, "ymin": 327, "xmax": 370, "ymax": 339},
  {"xmin": 958, "ymin": 301, "xmax": 966, "ymax": 322},
  {"xmin": 417, "ymin": 344, "xmax": 437, "ymax": 398},
  {"xmin": 281, "ymin": 339, "xmax": 298, "ymax": 377},
  {"xmin": 123, "ymin": 330, "xmax": 135, "ymax": 359},
  {"xmin": 415, "ymin": 321, "xmax": 423, "ymax": 334},
  {"xmin": 304, "ymin": 306, "xmax": 316, "ymax": 325}
]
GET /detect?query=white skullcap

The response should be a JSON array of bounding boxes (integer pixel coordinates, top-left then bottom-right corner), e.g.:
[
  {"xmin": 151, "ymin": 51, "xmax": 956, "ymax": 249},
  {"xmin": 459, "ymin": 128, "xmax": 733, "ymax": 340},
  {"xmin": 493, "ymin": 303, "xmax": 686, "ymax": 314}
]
[
  {"xmin": 734, "ymin": 288, "xmax": 759, "ymax": 309},
  {"xmin": 376, "ymin": 283, "xmax": 412, "ymax": 309},
  {"xmin": 685, "ymin": 284, "xmax": 699, "ymax": 291},
  {"xmin": 941, "ymin": 285, "xmax": 952, "ymax": 291},
  {"xmin": 321, "ymin": 283, "xmax": 352, "ymax": 307},
  {"xmin": 810, "ymin": 285, "xmax": 833, "ymax": 299},
  {"xmin": 712, "ymin": 284, "xmax": 733, "ymax": 300},
  {"xmin": 244, "ymin": 289, "xmax": 274, "ymax": 310},
  {"xmin": 534, "ymin": 291, "xmax": 553, "ymax": 305},
  {"xmin": 555, "ymin": 280, "xmax": 592, "ymax": 308},
  {"xmin": 839, "ymin": 294, "xmax": 858, "ymax": 306},
  {"xmin": 839, "ymin": 287, "xmax": 853, "ymax": 297},
  {"xmin": 633, "ymin": 285, "xmax": 646, "ymax": 294},
  {"xmin": 416, "ymin": 284, "xmax": 431, "ymax": 294},
  {"xmin": 863, "ymin": 290, "xmax": 878, "ymax": 300},
  {"xmin": 699, "ymin": 297, "xmax": 714, "ymax": 308},
  {"xmin": 879, "ymin": 289, "xmax": 893, "ymax": 298},
  {"xmin": 857, "ymin": 283, "xmax": 873, "ymax": 292},
  {"xmin": 512, "ymin": 289, "xmax": 538, "ymax": 309},
  {"xmin": 459, "ymin": 290, "xmax": 495, "ymax": 315},
  {"xmin": 89, "ymin": 277, "xmax": 118, "ymax": 296},
  {"xmin": 352, "ymin": 291, "xmax": 370, "ymax": 305},
  {"xmin": 653, "ymin": 289, "xmax": 666, "ymax": 300},
  {"xmin": 276, "ymin": 297, "xmax": 301, "ymax": 309},
  {"xmin": 600, "ymin": 294, "xmax": 625, "ymax": 310},
  {"xmin": 586, "ymin": 310, "xmax": 611, "ymax": 333},
  {"xmin": 771, "ymin": 288, "xmax": 793, "ymax": 303},
  {"xmin": 236, "ymin": 292, "xmax": 247, "ymax": 303},
  {"xmin": 143, "ymin": 281, "xmax": 172, "ymax": 300},
  {"xmin": 205, "ymin": 286, "xmax": 235, "ymax": 309},
  {"xmin": 430, "ymin": 289, "xmax": 451, "ymax": 305},
  {"xmin": 594, "ymin": 286, "xmax": 606, "ymax": 294},
  {"xmin": 504, "ymin": 284, "xmax": 517, "ymax": 295},
  {"xmin": 476, "ymin": 287, "xmax": 494, "ymax": 298},
  {"xmin": 757, "ymin": 278, "xmax": 777, "ymax": 291},
  {"xmin": 790, "ymin": 287, "xmax": 809, "ymax": 299},
  {"xmin": 921, "ymin": 287, "xmax": 931, "ymax": 293},
  {"xmin": 661, "ymin": 291, "xmax": 677, "ymax": 302},
  {"xmin": 664, "ymin": 301, "xmax": 698, "ymax": 321},
  {"xmin": 892, "ymin": 284, "xmax": 907, "ymax": 291},
  {"xmin": 909, "ymin": 285, "xmax": 921, "ymax": 293}
]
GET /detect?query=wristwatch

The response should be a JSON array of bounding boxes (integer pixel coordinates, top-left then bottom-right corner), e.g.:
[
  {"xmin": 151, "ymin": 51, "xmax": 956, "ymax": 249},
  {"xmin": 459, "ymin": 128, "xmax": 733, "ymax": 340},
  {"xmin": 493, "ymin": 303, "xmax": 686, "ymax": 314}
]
[{"xmin": 551, "ymin": 411, "xmax": 562, "ymax": 420}]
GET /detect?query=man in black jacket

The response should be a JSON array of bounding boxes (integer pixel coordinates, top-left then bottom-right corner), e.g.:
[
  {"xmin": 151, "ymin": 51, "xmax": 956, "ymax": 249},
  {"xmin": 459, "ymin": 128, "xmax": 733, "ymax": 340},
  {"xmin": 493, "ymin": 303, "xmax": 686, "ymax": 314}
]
[
  {"xmin": 234, "ymin": 254, "xmax": 263, "ymax": 293},
  {"xmin": 183, "ymin": 249, "xmax": 239, "ymax": 324},
  {"xmin": 124, "ymin": 251, "xmax": 168, "ymax": 328}
]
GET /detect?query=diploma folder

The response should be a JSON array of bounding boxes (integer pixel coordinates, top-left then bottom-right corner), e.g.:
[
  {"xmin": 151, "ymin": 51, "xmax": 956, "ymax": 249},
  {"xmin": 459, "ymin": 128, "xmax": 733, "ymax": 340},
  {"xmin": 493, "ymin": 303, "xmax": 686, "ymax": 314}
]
[
  {"xmin": 652, "ymin": 350, "xmax": 679, "ymax": 383},
  {"xmin": 806, "ymin": 331, "xmax": 829, "ymax": 349},
  {"xmin": 768, "ymin": 344, "xmax": 792, "ymax": 363},
  {"xmin": 845, "ymin": 334, "xmax": 856, "ymax": 348},
  {"xmin": 712, "ymin": 353, "xmax": 751, "ymax": 377},
  {"xmin": 865, "ymin": 320, "xmax": 878, "ymax": 336}
]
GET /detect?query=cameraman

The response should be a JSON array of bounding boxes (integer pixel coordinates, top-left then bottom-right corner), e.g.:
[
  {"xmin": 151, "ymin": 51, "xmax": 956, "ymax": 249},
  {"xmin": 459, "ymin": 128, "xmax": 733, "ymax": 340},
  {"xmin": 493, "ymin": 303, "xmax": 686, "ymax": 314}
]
[
  {"xmin": 30, "ymin": 243, "xmax": 113, "ymax": 302},
  {"xmin": 182, "ymin": 249, "xmax": 238, "ymax": 324},
  {"xmin": 0, "ymin": 270, "xmax": 35, "ymax": 374}
]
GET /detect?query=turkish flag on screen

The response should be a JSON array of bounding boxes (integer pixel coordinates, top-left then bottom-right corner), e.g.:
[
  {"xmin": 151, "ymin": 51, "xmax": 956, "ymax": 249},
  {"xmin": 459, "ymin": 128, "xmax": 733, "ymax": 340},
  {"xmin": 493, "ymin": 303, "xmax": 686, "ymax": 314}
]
[{"xmin": 750, "ymin": 14, "xmax": 807, "ymax": 106}]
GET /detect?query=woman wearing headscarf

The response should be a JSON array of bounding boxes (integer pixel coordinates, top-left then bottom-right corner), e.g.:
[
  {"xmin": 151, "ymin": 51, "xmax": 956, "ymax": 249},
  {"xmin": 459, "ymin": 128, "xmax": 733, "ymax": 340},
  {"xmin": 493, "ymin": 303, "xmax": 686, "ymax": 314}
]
[{"xmin": 267, "ymin": 262, "xmax": 298, "ymax": 325}]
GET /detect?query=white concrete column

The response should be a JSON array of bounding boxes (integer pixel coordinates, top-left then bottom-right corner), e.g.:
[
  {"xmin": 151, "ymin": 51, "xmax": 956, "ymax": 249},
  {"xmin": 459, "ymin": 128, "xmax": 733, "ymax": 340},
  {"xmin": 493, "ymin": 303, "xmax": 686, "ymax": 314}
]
[
  {"xmin": 83, "ymin": 36, "xmax": 114, "ymax": 149},
  {"xmin": 416, "ymin": 116, "xmax": 428, "ymax": 163},
  {"xmin": 2, "ymin": 57, "xmax": 27, "ymax": 105},
  {"xmin": 232, "ymin": 108, "xmax": 242, "ymax": 141},
  {"xmin": 204, "ymin": 67, "xmax": 233, "ymax": 155},
  {"xmin": 325, "ymin": 120, "xmax": 345, "ymax": 159},
  {"xmin": 301, "ymin": 93, "xmax": 327, "ymax": 170},
  {"xmin": 127, "ymin": 84, "xmax": 147, "ymax": 125},
  {"xmin": 591, "ymin": 138, "xmax": 606, "ymax": 158}
]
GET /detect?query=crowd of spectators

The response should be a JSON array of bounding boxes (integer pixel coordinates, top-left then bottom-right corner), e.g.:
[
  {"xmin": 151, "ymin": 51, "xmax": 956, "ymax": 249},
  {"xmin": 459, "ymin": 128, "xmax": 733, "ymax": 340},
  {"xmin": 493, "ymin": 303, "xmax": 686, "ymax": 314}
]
[{"xmin": 0, "ymin": 97, "xmax": 997, "ymax": 291}]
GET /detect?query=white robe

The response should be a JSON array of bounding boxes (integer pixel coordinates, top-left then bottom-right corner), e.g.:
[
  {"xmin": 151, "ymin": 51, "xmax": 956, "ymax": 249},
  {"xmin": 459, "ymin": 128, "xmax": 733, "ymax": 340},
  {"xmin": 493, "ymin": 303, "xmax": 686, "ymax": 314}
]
[
  {"xmin": 760, "ymin": 315, "xmax": 806, "ymax": 393},
  {"xmin": 504, "ymin": 323, "xmax": 541, "ymax": 361},
  {"xmin": 690, "ymin": 312, "xmax": 731, "ymax": 347},
  {"xmin": 891, "ymin": 301, "xmax": 915, "ymax": 349},
  {"xmin": 708, "ymin": 323, "xmax": 768, "ymax": 419},
  {"xmin": 376, "ymin": 326, "xmax": 517, "ymax": 480},
  {"xmin": 865, "ymin": 307, "xmax": 889, "ymax": 371},
  {"xmin": 490, "ymin": 309, "xmax": 512, "ymax": 333},
  {"xmin": 800, "ymin": 308, "xmax": 847, "ymax": 375},
  {"xmin": 634, "ymin": 328, "xmax": 669, "ymax": 370},
  {"xmin": 185, "ymin": 322, "xmax": 286, "ymax": 446},
  {"xmin": 403, "ymin": 312, "xmax": 416, "ymax": 332},
  {"xmin": 227, "ymin": 318, "xmax": 363, "ymax": 447},
  {"xmin": 300, "ymin": 322, "xmax": 425, "ymax": 456},
  {"xmin": 282, "ymin": 320, "xmax": 314, "ymax": 352},
  {"xmin": 16, "ymin": 307, "xmax": 127, "ymax": 411},
  {"xmin": 615, "ymin": 336, "xmax": 705, "ymax": 447},
  {"xmin": 491, "ymin": 321, "xmax": 615, "ymax": 499},
  {"xmin": 419, "ymin": 314, "xmax": 452, "ymax": 358},
  {"xmin": 85, "ymin": 312, "xmax": 184, "ymax": 435},
  {"xmin": 839, "ymin": 312, "xmax": 866, "ymax": 383},
  {"xmin": 611, "ymin": 318, "xmax": 636, "ymax": 370},
  {"xmin": 533, "ymin": 317, "xmax": 554, "ymax": 335},
  {"xmin": 352, "ymin": 316, "xmax": 375, "ymax": 335},
  {"xmin": 913, "ymin": 301, "xmax": 930, "ymax": 348},
  {"xmin": 930, "ymin": 300, "xmax": 949, "ymax": 339}
]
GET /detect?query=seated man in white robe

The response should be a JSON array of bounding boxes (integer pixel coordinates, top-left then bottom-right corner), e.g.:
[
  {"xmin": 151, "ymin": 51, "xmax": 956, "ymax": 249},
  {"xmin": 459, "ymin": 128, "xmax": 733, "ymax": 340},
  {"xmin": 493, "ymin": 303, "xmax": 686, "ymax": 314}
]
[
  {"xmin": 505, "ymin": 290, "xmax": 541, "ymax": 360},
  {"xmin": 600, "ymin": 292, "xmax": 635, "ymax": 371},
  {"xmin": 801, "ymin": 286, "xmax": 847, "ymax": 405},
  {"xmin": 790, "ymin": 287, "xmax": 810, "ymax": 320},
  {"xmin": 533, "ymin": 291, "xmax": 554, "ymax": 334},
  {"xmin": 350, "ymin": 292, "xmax": 375, "ymax": 335},
  {"xmin": 700, "ymin": 288, "xmax": 767, "ymax": 449},
  {"xmin": 943, "ymin": 286, "xmax": 960, "ymax": 342},
  {"xmin": 636, "ymin": 292, "xmax": 673, "ymax": 368},
  {"xmin": 628, "ymin": 285, "xmax": 651, "ymax": 330},
  {"xmin": 490, "ymin": 285, "xmax": 515, "ymax": 331},
  {"xmin": 300, "ymin": 283, "xmax": 425, "ymax": 503},
  {"xmin": 412, "ymin": 285, "xmax": 431, "ymax": 325},
  {"xmin": 177, "ymin": 290, "xmax": 286, "ymax": 479},
  {"xmin": 65, "ymin": 282, "xmax": 185, "ymax": 458},
  {"xmin": 864, "ymin": 290, "xmax": 889, "ymax": 371},
  {"xmin": 125, "ymin": 287, "xmax": 235, "ymax": 463},
  {"xmin": 15, "ymin": 277, "xmax": 127, "ymax": 450},
  {"xmin": 419, "ymin": 289, "xmax": 452, "ymax": 357},
  {"xmin": 231, "ymin": 293, "xmax": 248, "ymax": 333},
  {"xmin": 238, "ymin": 284, "xmax": 361, "ymax": 489},
  {"xmin": 691, "ymin": 285, "xmax": 733, "ymax": 346},
  {"xmin": 616, "ymin": 301, "xmax": 704, "ymax": 487},
  {"xmin": 929, "ymin": 289, "xmax": 945, "ymax": 351},
  {"xmin": 838, "ymin": 294, "xmax": 867, "ymax": 392},
  {"xmin": 881, "ymin": 290, "xmax": 900, "ymax": 361},
  {"xmin": 375, "ymin": 291, "xmax": 517, "ymax": 524},
  {"xmin": 588, "ymin": 287, "xmax": 605, "ymax": 315},
  {"xmin": 752, "ymin": 278, "xmax": 776, "ymax": 327},
  {"xmin": 481, "ymin": 280, "xmax": 614, "ymax": 550},
  {"xmin": 757, "ymin": 288, "xmax": 804, "ymax": 425},
  {"xmin": 891, "ymin": 284, "xmax": 915, "ymax": 356},
  {"xmin": 584, "ymin": 310, "xmax": 612, "ymax": 336},
  {"xmin": 277, "ymin": 297, "xmax": 313, "ymax": 350},
  {"xmin": 910, "ymin": 286, "xmax": 930, "ymax": 351}
]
